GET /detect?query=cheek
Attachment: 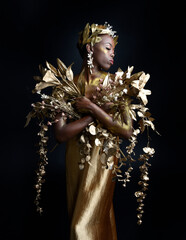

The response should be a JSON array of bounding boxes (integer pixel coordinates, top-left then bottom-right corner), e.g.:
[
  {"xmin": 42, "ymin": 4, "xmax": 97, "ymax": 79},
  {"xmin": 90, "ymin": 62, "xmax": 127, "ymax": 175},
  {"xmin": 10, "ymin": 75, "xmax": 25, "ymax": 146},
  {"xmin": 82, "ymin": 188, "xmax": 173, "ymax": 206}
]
[
  {"xmin": 95, "ymin": 48, "xmax": 109, "ymax": 64},
  {"xmin": 100, "ymin": 47, "xmax": 108, "ymax": 55},
  {"xmin": 93, "ymin": 47, "xmax": 111, "ymax": 70}
]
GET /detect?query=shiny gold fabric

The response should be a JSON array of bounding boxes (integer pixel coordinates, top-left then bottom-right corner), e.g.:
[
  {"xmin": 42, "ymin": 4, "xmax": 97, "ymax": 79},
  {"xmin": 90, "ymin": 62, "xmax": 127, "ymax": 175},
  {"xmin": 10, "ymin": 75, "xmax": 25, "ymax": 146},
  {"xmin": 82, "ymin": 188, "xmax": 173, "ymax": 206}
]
[
  {"xmin": 65, "ymin": 76, "xmax": 118, "ymax": 240},
  {"xmin": 66, "ymin": 136, "xmax": 117, "ymax": 240}
]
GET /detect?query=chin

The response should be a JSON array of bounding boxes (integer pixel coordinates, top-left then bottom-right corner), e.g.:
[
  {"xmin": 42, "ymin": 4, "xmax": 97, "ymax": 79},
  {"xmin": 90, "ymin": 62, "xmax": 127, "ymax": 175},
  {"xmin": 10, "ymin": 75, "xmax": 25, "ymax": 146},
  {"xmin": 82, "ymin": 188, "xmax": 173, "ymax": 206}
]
[{"xmin": 101, "ymin": 64, "xmax": 112, "ymax": 71}]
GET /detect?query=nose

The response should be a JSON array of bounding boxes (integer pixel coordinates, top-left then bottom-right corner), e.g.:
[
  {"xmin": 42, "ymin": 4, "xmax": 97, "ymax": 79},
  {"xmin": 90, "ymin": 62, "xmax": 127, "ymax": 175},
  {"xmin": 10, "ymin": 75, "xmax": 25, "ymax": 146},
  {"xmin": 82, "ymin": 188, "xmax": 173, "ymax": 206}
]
[{"xmin": 111, "ymin": 51, "xmax": 115, "ymax": 58}]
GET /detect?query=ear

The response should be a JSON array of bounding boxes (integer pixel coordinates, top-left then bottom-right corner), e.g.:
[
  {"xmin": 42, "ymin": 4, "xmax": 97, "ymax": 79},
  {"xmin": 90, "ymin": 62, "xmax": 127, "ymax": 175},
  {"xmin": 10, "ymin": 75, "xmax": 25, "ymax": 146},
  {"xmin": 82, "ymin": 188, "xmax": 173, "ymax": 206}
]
[{"xmin": 86, "ymin": 43, "xmax": 93, "ymax": 53}]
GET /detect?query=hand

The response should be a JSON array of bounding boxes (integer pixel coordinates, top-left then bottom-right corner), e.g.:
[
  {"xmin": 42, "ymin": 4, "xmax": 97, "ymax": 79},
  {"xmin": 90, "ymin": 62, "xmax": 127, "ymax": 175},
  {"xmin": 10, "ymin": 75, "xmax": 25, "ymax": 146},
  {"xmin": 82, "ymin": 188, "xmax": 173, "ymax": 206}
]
[
  {"xmin": 101, "ymin": 102, "xmax": 114, "ymax": 113},
  {"xmin": 75, "ymin": 97, "xmax": 93, "ymax": 113}
]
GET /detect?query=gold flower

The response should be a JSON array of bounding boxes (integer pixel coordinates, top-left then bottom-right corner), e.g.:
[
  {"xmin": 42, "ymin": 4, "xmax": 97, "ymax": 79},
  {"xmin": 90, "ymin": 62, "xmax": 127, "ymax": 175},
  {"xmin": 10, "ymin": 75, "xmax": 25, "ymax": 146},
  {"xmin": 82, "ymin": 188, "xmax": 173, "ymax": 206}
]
[{"xmin": 131, "ymin": 73, "xmax": 151, "ymax": 105}]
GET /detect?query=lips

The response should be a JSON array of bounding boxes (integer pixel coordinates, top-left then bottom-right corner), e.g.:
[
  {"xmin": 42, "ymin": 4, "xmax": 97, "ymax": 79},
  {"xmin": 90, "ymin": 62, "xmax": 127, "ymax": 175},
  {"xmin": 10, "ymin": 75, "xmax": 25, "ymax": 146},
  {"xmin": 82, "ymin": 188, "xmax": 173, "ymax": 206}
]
[{"xmin": 109, "ymin": 59, "xmax": 114, "ymax": 65}]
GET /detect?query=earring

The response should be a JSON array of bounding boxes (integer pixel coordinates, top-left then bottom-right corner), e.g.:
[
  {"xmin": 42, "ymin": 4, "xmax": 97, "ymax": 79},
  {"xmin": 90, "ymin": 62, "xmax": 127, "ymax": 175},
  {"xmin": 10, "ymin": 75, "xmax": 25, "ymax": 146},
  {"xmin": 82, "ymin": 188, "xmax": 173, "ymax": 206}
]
[{"xmin": 87, "ymin": 50, "xmax": 94, "ymax": 74}]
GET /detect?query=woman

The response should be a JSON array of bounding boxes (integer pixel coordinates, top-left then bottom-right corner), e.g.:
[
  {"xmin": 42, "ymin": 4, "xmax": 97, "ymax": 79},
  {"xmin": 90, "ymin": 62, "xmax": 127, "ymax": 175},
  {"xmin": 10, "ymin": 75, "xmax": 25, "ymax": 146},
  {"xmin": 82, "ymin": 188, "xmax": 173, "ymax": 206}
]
[{"xmin": 54, "ymin": 23, "xmax": 133, "ymax": 240}]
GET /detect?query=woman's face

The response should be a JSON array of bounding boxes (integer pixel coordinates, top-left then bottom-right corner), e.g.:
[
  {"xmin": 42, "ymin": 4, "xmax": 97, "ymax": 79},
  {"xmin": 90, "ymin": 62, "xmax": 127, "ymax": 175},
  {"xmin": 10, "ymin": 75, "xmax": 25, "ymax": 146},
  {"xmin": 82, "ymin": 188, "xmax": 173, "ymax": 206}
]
[{"xmin": 91, "ymin": 35, "xmax": 115, "ymax": 71}]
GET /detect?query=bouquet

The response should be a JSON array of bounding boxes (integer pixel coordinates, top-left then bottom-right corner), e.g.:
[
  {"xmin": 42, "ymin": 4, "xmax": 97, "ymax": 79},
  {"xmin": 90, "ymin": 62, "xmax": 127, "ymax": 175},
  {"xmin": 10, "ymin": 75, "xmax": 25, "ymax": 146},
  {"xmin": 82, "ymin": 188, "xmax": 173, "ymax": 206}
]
[{"xmin": 25, "ymin": 58, "xmax": 159, "ymax": 224}]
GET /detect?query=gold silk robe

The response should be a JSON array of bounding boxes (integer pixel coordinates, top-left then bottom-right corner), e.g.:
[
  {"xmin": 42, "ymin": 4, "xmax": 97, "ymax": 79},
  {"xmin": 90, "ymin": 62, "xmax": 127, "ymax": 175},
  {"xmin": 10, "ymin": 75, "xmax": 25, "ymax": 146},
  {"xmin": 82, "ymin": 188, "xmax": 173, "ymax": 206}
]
[
  {"xmin": 66, "ymin": 137, "xmax": 117, "ymax": 240},
  {"xmin": 65, "ymin": 74, "xmax": 118, "ymax": 240}
]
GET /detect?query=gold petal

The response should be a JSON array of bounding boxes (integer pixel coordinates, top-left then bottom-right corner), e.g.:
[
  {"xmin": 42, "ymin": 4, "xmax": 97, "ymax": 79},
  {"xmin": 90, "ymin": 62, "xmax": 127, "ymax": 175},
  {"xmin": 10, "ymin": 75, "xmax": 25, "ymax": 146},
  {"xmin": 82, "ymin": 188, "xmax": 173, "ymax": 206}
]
[
  {"xmin": 100, "ymin": 153, "xmax": 107, "ymax": 164},
  {"xmin": 86, "ymin": 155, "xmax": 91, "ymax": 161},
  {"xmin": 102, "ymin": 74, "xmax": 110, "ymax": 87},
  {"xmin": 95, "ymin": 138, "xmax": 101, "ymax": 146},
  {"xmin": 79, "ymin": 163, "xmax": 84, "ymax": 170},
  {"xmin": 33, "ymin": 82, "xmax": 57, "ymax": 92},
  {"xmin": 80, "ymin": 135, "xmax": 85, "ymax": 143},
  {"xmin": 137, "ymin": 111, "xmax": 144, "ymax": 118},
  {"xmin": 66, "ymin": 63, "xmax": 74, "ymax": 81},
  {"xmin": 57, "ymin": 58, "xmax": 67, "ymax": 75},
  {"xmin": 89, "ymin": 125, "xmax": 96, "ymax": 135},
  {"xmin": 43, "ymin": 70, "xmax": 60, "ymax": 84},
  {"xmin": 46, "ymin": 61, "xmax": 58, "ymax": 76}
]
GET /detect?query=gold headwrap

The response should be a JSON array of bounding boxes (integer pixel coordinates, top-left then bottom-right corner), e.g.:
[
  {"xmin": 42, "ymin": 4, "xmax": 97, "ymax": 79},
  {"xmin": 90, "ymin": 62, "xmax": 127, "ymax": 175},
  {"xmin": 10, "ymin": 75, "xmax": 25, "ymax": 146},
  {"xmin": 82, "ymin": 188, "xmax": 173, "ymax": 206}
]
[{"xmin": 77, "ymin": 22, "xmax": 118, "ymax": 50}]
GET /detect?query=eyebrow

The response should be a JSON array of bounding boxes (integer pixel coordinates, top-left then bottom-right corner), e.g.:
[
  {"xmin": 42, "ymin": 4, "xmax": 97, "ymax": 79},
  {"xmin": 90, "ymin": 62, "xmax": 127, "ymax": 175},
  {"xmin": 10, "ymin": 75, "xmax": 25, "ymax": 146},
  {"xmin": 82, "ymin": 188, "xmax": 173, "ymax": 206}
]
[{"xmin": 105, "ymin": 42, "xmax": 112, "ymax": 47}]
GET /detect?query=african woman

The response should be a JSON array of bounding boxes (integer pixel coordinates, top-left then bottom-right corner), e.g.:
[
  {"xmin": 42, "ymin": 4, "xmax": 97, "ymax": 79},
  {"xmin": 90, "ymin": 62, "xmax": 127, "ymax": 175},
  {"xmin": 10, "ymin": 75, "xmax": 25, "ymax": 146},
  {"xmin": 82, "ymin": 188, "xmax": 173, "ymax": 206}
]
[{"xmin": 54, "ymin": 23, "xmax": 133, "ymax": 240}]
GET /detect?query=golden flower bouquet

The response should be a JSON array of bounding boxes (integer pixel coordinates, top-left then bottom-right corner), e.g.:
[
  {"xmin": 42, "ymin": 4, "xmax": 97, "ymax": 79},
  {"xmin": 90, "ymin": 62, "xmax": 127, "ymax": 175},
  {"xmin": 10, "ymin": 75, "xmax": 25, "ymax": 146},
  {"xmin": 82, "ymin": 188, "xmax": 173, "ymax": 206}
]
[{"xmin": 25, "ymin": 58, "xmax": 159, "ymax": 224}]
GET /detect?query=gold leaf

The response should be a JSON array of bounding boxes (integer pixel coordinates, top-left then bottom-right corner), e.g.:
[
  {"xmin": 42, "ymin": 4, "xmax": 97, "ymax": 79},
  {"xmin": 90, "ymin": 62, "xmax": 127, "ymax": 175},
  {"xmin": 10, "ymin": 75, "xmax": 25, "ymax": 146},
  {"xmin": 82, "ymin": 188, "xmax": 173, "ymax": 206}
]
[
  {"xmin": 144, "ymin": 111, "xmax": 151, "ymax": 117},
  {"xmin": 129, "ymin": 109, "xmax": 137, "ymax": 121},
  {"xmin": 144, "ymin": 120, "xmax": 155, "ymax": 130},
  {"xmin": 114, "ymin": 35, "xmax": 118, "ymax": 46},
  {"xmin": 126, "ymin": 71, "xmax": 143, "ymax": 82},
  {"xmin": 90, "ymin": 23, "xmax": 97, "ymax": 33},
  {"xmin": 76, "ymin": 68, "xmax": 85, "ymax": 95},
  {"xmin": 33, "ymin": 82, "xmax": 57, "ymax": 92},
  {"xmin": 82, "ymin": 23, "xmax": 90, "ymax": 46},
  {"xmin": 139, "ymin": 119, "xmax": 145, "ymax": 132},
  {"xmin": 57, "ymin": 58, "xmax": 67, "ymax": 75},
  {"xmin": 24, "ymin": 111, "xmax": 34, "ymax": 127},
  {"xmin": 100, "ymin": 153, "xmax": 107, "ymax": 165},
  {"xmin": 66, "ymin": 63, "xmax": 74, "ymax": 81},
  {"xmin": 149, "ymin": 117, "xmax": 155, "ymax": 122},
  {"xmin": 33, "ymin": 76, "xmax": 42, "ymax": 81},
  {"xmin": 39, "ymin": 64, "xmax": 47, "ymax": 76},
  {"xmin": 46, "ymin": 61, "xmax": 58, "ymax": 76}
]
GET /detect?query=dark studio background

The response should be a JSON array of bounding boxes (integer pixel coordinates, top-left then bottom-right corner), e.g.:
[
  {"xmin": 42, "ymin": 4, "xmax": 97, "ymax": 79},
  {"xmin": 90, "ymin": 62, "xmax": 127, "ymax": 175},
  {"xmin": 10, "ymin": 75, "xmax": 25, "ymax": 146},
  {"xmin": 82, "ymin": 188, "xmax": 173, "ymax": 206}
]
[{"xmin": 1, "ymin": 0, "xmax": 186, "ymax": 239}]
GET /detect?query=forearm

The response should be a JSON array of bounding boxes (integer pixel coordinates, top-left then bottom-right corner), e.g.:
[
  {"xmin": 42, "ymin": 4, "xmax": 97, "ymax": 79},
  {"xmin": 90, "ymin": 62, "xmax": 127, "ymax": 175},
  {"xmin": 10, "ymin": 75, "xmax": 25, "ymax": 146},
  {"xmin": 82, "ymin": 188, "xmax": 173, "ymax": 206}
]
[
  {"xmin": 54, "ymin": 115, "xmax": 93, "ymax": 143},
  {"xmin": 88, "ymin": 102, "xmax": 132, "ymax": 139}
]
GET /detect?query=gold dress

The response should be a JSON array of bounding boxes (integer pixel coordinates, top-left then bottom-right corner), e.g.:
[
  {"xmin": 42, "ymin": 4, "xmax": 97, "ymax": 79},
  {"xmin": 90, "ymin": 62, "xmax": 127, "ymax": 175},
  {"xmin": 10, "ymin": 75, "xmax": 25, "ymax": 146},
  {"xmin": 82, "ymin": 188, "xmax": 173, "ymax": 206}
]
[{"xmin": 65, "ymin": 74, "xmax": 118, "ymax": 240}]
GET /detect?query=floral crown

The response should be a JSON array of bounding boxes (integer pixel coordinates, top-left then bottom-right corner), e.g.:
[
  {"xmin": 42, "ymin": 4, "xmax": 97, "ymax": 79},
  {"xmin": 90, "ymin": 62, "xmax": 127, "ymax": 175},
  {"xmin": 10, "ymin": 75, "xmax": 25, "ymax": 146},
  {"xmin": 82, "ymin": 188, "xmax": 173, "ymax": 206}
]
[{"xmin": 77, "ymin": 22, "xmax": 118, "ymax": 49}]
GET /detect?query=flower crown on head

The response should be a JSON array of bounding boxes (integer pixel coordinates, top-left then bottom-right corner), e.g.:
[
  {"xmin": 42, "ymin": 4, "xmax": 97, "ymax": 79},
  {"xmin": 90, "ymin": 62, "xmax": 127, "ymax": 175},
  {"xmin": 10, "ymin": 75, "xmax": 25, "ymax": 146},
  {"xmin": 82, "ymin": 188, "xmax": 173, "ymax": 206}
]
[{"xmin": 77, "ymin": 22, "xmax": 118, "ymax": 50}]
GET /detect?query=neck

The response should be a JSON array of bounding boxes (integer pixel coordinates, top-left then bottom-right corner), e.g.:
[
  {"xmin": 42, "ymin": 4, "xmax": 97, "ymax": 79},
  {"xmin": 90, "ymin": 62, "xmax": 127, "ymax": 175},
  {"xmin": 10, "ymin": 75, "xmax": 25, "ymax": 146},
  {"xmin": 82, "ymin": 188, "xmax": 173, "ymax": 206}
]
[{"xmin": 81, "ymin": 60, "xmax": 105, "ymax": 83}]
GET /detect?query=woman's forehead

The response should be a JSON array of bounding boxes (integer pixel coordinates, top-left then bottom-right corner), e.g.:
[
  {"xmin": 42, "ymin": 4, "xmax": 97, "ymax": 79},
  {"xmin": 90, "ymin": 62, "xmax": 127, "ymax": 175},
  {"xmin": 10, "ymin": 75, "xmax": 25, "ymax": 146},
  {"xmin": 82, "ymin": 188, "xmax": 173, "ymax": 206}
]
[{"xmin": 99, "ymin": 35, "xmax": 115, "ymax": 46}]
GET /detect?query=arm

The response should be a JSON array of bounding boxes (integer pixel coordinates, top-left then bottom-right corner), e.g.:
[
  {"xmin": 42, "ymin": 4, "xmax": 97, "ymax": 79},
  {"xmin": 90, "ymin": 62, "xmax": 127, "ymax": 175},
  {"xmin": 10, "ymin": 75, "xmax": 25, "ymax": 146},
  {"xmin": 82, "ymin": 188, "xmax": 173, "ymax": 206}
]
[
  {"xmin": 54, "ymin": 113, "xmax": 93, "ymax": 143},
  {"xmin": 75, "ymin": 97, "xmax": 133, "ymax": 139}
]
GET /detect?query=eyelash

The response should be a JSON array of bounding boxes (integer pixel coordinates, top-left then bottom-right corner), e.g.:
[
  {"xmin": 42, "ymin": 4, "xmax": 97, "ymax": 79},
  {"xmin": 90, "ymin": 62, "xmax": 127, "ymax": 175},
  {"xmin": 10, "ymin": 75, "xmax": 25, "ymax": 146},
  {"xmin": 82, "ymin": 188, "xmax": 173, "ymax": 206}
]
[{"xmin": 106, "ymin": 47, "xmax": 116, "ymax": 55}]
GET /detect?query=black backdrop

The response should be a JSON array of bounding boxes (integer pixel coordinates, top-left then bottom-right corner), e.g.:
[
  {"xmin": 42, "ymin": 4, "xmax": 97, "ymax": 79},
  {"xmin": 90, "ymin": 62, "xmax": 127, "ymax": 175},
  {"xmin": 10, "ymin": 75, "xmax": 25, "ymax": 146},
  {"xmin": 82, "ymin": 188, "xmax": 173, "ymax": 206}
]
[{"xmin": 1, "ymin": 0, "xmax": 186, "ymax": 239}]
